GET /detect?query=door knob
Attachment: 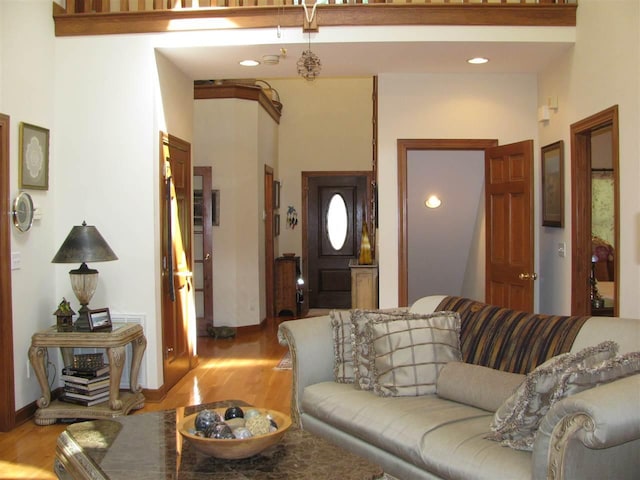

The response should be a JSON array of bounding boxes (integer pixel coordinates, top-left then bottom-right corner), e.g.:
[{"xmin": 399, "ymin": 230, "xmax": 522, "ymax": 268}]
[
  {"xmin": 518, "ymin": 273, "xmax": 538, "ymax": 280},
  {"xmin": 205, "ymin": 253, "xmax": 211, "ymax": 261}
]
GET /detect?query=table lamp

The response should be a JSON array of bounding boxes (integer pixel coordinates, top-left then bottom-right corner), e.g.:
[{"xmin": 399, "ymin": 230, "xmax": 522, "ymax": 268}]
[{"xmin": 52, "ymin": 221, "xmax": 118, "ymax": 331}]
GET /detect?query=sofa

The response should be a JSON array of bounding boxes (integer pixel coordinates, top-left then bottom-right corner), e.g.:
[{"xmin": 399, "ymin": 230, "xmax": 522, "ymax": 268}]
[{"xmin": 277, "ymin": 295, "xmax": 640, "ymax": 480}]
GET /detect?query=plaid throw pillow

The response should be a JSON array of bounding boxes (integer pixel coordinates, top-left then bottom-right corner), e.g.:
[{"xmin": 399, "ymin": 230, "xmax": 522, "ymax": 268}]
[{"xmin": 365, "ymin": 311, "xmax": 462, "ymax": 397}]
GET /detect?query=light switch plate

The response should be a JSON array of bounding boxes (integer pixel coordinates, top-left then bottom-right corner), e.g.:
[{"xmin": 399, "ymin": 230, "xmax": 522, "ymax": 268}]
[
  {"xmin": 557, "ymin": 242, "xmax": 566, "ymax": 258},
  {"xmin": 11, "ymin": 252, "xmax": 21, "ymax": 270}
]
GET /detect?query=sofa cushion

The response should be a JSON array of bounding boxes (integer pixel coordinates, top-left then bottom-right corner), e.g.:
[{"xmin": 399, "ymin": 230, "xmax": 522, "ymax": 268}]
[
  {"xmin": 330, "ymin": 310, "xmax": 355, "ymax": 383},
  {"xmin": 301, "ymin": 382, "xmax": 531, "ymax": 480},
  {"xmin": 487, "ymin": 340, "xmax": 618, "ymax": 451},
  {"xmin": 366, "ymin": 311, "xmax": 462, "ymax": 396},
  {"xmin": 556, "ymin": 350, "xmax": 640, "ymax": 399},
  {"xmin": 437, "ymin": 362, "xmax": 525, "ymax": 412},
  {"xmin": 349, "ymin": 308, "xmax": 416, "ymax": 391}
]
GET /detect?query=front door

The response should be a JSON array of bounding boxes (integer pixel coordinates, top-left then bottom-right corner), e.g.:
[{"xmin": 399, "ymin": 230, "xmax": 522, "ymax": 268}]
[
  {"xmin": 303, "ymin": 172, "xmax": 371, "ymax": 309},
  {"xmin": 485, "ymin": 140, "xmax": 535, "ymax": 311},
  {"xmin": 160, "ymin": 133, "xmax": 193, "ymax": 392}
]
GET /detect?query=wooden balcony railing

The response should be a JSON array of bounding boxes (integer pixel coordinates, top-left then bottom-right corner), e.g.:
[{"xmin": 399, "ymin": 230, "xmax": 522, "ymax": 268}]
[{"xmin": 53, "ymin": 0, "xmax": 577, "ymax": 37}]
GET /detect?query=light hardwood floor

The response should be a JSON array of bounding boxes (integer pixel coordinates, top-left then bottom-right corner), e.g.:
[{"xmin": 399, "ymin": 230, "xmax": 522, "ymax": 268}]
[{"xmin": 0, "ymin": 318, "xmax": 292, "ymax": 479}]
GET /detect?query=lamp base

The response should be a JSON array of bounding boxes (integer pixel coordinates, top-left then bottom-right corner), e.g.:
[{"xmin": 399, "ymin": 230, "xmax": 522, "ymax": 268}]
[{"xmin": 74, "ymin": 307, "xmax": 92, "ymax": 332}]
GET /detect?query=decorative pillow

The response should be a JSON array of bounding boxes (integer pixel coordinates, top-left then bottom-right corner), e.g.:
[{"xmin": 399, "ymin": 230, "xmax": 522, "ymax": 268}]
[
  {"xmin": 554, "ymin": 350, "xmax": 640, "ymax": 402},
  {"xmin": 330, "ymin": 310, "xmax": 355, "ymax": 383},
  {"xmin": 486, "ymin": 340, "xmax": 619, "ymax": 451},
  {"xmin": 365, "ymin": 311, "xmax": 462, "ymax": 397},
  {"xmin": 436, "ymin": 362, "xmax": 525, "ymax": 412},
  {"xmin": 349, "ymin": 308, "xmax": 415, "ymax": 390}
]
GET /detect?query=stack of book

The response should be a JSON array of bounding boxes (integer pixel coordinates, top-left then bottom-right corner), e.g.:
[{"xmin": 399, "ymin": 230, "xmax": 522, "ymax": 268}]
[{"xmin": 60, "ymin": 363, "xmax": 111, "ymax": 407}]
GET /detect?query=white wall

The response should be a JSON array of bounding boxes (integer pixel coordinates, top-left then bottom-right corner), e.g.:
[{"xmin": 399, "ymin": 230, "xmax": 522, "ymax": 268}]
[
  {"xmin": 377, "ymin": 73, "xmax": 539, "ymax": 307},
  {"xmin": 268, "ymin": 78, "xmax": 373, "ymax": 261},
  {"xmin": 537, "ymin": 0, "xmax": 640, "ymax": 317},
  {"xmin": 194, "ymin": 98, "xmax": 277, "ymax": 328},
  {"xmin": 2, "ymin": 0, "xmax": 58, "ymax": 410}
]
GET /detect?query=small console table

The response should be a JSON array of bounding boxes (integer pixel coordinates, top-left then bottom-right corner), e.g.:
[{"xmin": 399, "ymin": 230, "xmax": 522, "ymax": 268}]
[
  {"xmin": 29, "ymin": 323, "xmax": 147, "ymax": 425},
  {"xmin": 349, "ymin": 260, "xmax": 378, "ymax": 309}
]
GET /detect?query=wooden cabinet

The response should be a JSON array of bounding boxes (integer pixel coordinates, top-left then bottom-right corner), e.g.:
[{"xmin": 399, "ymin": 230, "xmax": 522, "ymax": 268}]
[
  {"xmin": 275, "ymin": 256, "xmax": 300, "ymax": 316},
  {"xmin": 349, "ymin": 260, "xmax": 378, "ymax": 310}
]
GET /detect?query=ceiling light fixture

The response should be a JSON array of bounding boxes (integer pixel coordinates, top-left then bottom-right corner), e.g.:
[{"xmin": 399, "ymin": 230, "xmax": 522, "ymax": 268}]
[
  {"xmin": 425, "ymin": 195, "xmax": 442, "ymax": 209},
  {"xmin": 297, "ymin": 2, "xmax": 321, "ymax": 81},
  {"xmin": 467, "ymin": 57, "xmax": 489, "ymax": 65},
  {"xmin": 239, "ymin": 59, "xmax": 260, "ymax": 67},
  {"xmin": 262, "ymin": 55, "xmax": 280, "ymax": 65}
]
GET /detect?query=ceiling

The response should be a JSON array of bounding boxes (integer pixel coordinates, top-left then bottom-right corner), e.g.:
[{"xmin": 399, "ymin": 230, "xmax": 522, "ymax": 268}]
[{"xmin": 156, "ymin": 26, "xmax": 575, "ymax": 81}]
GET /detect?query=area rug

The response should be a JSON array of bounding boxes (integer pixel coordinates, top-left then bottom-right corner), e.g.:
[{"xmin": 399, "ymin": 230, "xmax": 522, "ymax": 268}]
[{"xmin": 275, "ymin": 351, "xmax": 292, "ymax": 370}]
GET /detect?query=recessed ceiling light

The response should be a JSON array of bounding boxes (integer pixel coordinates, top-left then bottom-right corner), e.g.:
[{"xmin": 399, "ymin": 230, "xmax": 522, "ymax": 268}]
[
  {"xmin": 467, "ymin": 57, "xmax": 489, "ymax": 65},
  {"xmin": 239, "ymin": 59, "xmax": 260, "ymax": 67},
  {"xmin": 262, "ymin": 55, "xmax": 280, "ymax": 65}
]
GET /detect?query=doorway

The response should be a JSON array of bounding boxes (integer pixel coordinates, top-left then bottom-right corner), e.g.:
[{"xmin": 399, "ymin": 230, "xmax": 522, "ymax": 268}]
[
  {"xmin": 160, "ymin": 132, "xmax": 194, "ymax": 393},
  {"xmin": 398, "ymin": 139, "xmax": 535, "ymax": 311},
  {"xmin": 303, "ymin": 171, "xmax": 372, "ymax": 309},
  {"xmin": 570, "ymin": 106, "xmax": 619, "ymax": 316},
  {"xmin": 193, "ymin": 167, "xmax": 214, "ymax": 336}
]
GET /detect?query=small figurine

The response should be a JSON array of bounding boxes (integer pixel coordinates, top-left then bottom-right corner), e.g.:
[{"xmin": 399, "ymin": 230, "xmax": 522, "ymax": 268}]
[{"xmin": 54, "ymin": 298, "xmax": 75, "ymax": 332}]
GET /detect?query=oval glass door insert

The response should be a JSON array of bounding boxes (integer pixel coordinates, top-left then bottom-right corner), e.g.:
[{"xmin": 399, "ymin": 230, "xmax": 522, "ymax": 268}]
[{"xmin": 327, "ymin": 193, "xmax": 348, "ymax": 251}]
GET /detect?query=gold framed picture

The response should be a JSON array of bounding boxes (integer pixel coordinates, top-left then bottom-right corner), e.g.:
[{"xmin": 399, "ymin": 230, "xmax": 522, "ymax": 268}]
[
  {"xmin": 542, "ymin": 140, "xmax": 564, "ymax": 228},
  {"xmin": 19, "ymin": 122, "xmax": 49, "ymax": 190}
]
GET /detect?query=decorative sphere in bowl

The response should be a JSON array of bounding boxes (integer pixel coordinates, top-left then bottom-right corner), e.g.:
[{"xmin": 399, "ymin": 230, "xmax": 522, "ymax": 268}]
[{"xmin": 178, "ymin": 407, "xmax": 292, "ymax": 459}]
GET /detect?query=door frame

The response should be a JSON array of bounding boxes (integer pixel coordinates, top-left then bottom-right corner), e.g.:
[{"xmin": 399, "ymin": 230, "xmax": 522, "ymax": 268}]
[
  {"xmin": 570, "ymin": 105, "xmax": 619, "ymax": 316},
  {"xmin": 264, "ymin": 166, "xmax": 275, "ymax": 316},
  {"xmin": 0, "ymin": 113, "xmax": 16, "ymax": 432},
  {"xmin": 193, "ymin": 166, "xmax": 213, "ymax": 335},
  {"xmin": 397, "ymin": 139, "xmax": 498, "ymax": 306}
]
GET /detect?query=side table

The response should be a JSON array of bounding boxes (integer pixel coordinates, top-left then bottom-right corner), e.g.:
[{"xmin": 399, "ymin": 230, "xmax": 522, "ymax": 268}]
[{"xmin": 29, "ymin": 323, "xmax": 147, "ymax": 425}]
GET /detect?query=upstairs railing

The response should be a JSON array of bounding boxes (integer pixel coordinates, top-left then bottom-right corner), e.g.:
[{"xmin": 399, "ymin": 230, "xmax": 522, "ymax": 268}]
[{"xmin": 53, "ymin": 0, "xmax": 577, "ymax": 36}]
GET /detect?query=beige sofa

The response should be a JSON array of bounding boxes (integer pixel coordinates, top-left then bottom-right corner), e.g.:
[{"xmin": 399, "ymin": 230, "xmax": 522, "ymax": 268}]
[{"xmin": 278, "ymin": 295, "xmax": 640, "ymax": 480}]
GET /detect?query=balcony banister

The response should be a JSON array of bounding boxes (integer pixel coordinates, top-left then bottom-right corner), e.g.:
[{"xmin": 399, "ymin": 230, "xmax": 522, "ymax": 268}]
[{"xmin": 53, "ymin": 1, "xmax": 577, "ymax": 37}]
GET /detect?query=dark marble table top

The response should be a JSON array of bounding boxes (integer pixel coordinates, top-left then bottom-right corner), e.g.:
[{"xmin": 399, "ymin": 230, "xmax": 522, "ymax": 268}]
[{"xmin": 56, "ymin": 400, "xmax": 384, "ymax": 480}]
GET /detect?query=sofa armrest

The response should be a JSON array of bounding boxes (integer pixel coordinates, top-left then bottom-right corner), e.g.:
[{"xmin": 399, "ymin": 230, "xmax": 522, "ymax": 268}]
[
  {"xmin": 532, "ymin": 374, "xmax": 640, "ymax": 480},
  {"xmin": 277, "ymin": 315, "xmax": 334, "ymax": 426}
]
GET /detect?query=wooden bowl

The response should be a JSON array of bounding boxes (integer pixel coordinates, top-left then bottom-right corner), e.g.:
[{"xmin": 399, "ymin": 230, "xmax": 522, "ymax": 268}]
[{"xmin": 178, "ymin": 407, "xmax": 292, "ymax": 459}]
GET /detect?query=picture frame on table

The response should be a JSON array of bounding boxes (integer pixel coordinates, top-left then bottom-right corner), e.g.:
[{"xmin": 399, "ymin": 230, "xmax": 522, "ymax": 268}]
[
  {"xmin": 88, "ymin": 308, "xmax": 113, "ymax": 332},
  {"xmin": 541, "ymin": 140, "xmax": 564, "ymax": 228},
  {"xmin": 19, "ymin": 122, "xmax": 50, "ymax": 190}
]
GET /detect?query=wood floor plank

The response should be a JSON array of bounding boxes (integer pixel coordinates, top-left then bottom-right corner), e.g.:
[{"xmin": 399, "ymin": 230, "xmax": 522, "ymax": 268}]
[{"xmin": 0, "ymin": 317, "xmax": 292, "ymax": 479}]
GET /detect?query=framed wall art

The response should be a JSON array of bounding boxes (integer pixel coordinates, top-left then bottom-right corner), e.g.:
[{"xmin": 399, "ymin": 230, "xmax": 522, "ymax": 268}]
[
  {"xmin": 274, "ymin": 180, "xmax": 281, "ymax": 209},
  {"xmin": 19, "ymin": 122, "xmax": 49, "ymax": 190},
  {"xmin": 541, "ymin": 140, "xmax": 564, "ymax": 227}
]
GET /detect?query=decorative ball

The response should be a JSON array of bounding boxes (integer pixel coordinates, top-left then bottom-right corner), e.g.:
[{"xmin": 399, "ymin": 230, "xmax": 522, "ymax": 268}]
[
  {"xmin": 195, "ymin": 409, "xmax": 222, "ymax": 432},
  {"xmin": 232, "ymin": 427, "xmax": 253, "ymax": 439},
  {"xmin": 224, "ymin": 406, "xmax": 245, "ymax": 420},
  {"xmin": 225, "ymin": 417, "xmax": 245, "ymax": 430},
  {"xmin": 244, "ymin": 408, "xmax": 261, "ymax": 420},
  {"xmin": 206, "ymin": 422, "xmax": 235, "ymax": 439},
  {"xmin": 245, "ymin": 414, "xmax": 271, "ymax": 436}
]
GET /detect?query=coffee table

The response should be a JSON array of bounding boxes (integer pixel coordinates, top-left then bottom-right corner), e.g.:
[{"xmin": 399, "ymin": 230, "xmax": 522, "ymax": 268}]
[{"xmin": 54, "ymin": 400, "xmax": 385, "ymax": 479}]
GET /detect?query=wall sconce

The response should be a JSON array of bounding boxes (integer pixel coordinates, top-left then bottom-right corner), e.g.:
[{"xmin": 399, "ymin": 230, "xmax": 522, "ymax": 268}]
[{"xmin": 424, "ymin": 195, "xmax": 442, "ymax": 209}]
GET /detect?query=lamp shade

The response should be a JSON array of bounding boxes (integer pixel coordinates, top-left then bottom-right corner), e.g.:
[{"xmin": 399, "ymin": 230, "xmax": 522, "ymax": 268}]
[{"xmin": 52, "ymin": 221, "xmax": 118, "ymax": 264}]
